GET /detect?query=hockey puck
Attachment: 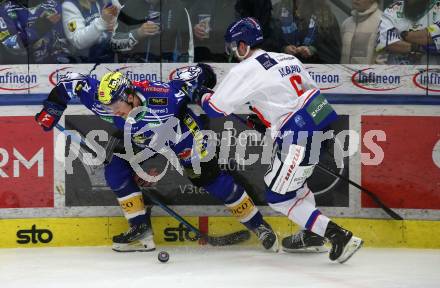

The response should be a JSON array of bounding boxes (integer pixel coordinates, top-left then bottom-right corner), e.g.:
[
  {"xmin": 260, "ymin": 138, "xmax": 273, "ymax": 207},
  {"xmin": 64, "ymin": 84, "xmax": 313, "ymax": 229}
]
[{"xmin": 158, "ymin": 251, "xmax": 169, "ymax": 263}]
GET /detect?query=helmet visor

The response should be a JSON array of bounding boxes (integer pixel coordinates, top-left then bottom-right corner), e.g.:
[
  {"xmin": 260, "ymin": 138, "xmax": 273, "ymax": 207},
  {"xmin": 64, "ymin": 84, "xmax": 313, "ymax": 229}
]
[
  {"xmin": 101, "ymin": 99, "xmax": 127, "ymax": 114},
  {"xmin": 100, "ymin": 88, "xmax": 135, "ymax": 114},
  {"xmin": 225, "ymin": 41, "xmax": 238, "ymax": 56}
]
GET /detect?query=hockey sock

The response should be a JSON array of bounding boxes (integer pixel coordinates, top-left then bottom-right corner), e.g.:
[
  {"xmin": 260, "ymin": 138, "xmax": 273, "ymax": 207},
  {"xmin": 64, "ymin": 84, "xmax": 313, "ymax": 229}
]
[
  {"xmin": 116, "ymin": 191, "xmax": 146, "ymax": 226},
  {"xmin": 267, "ymin": 185, "xmax": 330, "ymax": 236},
  {"xmin": 204, "ymin": 172, "xmax": 264, "ymax": 230}
]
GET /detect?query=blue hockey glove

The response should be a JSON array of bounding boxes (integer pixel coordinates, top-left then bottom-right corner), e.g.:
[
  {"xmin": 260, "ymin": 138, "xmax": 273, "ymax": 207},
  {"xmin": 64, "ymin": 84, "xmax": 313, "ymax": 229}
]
[{"xmin": 35, "ymin": 100, "xmax": 66, "ymax": 131}]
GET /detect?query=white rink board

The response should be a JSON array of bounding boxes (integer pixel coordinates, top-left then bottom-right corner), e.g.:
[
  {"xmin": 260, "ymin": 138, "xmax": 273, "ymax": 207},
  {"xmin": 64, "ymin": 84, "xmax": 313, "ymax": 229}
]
[
  {"xmin": 0, "ymin": 63, "xmax": 439, "ymax": 95},
  {"xmin": 0, "ymin": 104, "xmax": 439, "ymax": 220}
]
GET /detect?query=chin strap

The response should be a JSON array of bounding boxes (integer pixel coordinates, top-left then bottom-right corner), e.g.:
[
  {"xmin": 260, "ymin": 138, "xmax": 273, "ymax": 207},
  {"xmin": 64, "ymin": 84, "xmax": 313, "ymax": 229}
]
[{"xmin": 234, "ymin": 45, "xmax": 250, "ymax": 60}]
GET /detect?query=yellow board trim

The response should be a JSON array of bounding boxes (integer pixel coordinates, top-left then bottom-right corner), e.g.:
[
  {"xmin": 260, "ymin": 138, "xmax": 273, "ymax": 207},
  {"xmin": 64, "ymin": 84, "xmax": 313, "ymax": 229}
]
[{"xmin": 0, "ymin": 217, "xmax": 439, "ymax": 249}]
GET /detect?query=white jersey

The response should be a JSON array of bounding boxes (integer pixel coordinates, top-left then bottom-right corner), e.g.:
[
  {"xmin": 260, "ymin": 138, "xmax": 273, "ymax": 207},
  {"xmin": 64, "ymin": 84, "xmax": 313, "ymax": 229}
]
[
  {"xmin": 62, "ymin": 0, "xmax": 120, "ymax": 51},
  {"xmin": 376, "ymin": 0, "xmax": 440, "ymax": 64},
  {"xmin": 209, "ymin": 49, "xmax": 320, "ymax": 137}
]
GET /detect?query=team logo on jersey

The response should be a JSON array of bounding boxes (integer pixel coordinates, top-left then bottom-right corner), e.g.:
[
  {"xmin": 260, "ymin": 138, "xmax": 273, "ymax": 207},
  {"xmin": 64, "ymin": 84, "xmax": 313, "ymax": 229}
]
[
  {"xmin": 256, "ymin": 53, "xmax": 278, "ymax": 70},
  {"xmin": 148, "ymin": 97, "xmax": 168, "ymax": 106},
  {"xmin": 68, "ymin": 21, "xmax": 76, "ymax": 32},
  {"xmin": 168, "ymin": 65, "xmax": 202, "ymax": 82}
]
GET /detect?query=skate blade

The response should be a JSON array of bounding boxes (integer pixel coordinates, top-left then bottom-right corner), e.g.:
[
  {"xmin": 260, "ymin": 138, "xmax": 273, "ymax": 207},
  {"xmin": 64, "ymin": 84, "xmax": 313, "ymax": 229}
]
[
  {"xmin": 112, "ymin": 241, "xmax": 156, "ymax": 253},
  {"xmin": 282, "ymin": 245, "xmax": 328, "ymax": 253},
  {"xmin": 337, "ymin": 236, "xmax": 363, "ymax": 264},
  {"xmin": 262, "ymin": 232, "xmax": 280, "ymax": 253},
  {"xmin": 270, "ymin": 233, "xmax": 280, "ymax": 253}
]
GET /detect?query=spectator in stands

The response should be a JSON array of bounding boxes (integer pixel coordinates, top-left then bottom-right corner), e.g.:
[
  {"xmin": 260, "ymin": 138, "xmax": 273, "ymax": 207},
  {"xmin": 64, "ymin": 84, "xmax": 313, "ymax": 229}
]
[
  {"xmin": 340, "ymin": 0, "xmax": 382, "ymax": 64},
  {"xmin": 0, "ymin": 0, "xmax": 73, "ymax": 64},
  {"xmin": 272, "ymin": 0, "xmax": 341, "ymax": 64},
  {"xmin": 189, "ymin": 0, "xmax": 236, "ymax": 62},
  {"xmin": 114, "ymin": 0, "xmax": 189, "ymax": 63},
  {"xmin": 376, "ymin": 0, "xmax": 440, "ymax": 65},
  {"xmin": 62, "ymin": 0, "xmax": 120, "ymax": 63},
  {"xmin": 235, "ymin": 0, "xmax": 286, "ymax": 53}
]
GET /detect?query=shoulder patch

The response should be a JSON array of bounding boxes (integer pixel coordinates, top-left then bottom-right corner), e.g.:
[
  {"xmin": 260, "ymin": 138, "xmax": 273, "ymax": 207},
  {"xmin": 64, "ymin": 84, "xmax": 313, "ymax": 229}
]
[
  {"xmin": 148, "ymin": 97, "xmax": 168, "ymax": 106},
  {"xmin": 255, "ymin": 53, "xmax": 278, "ymax": 70}
]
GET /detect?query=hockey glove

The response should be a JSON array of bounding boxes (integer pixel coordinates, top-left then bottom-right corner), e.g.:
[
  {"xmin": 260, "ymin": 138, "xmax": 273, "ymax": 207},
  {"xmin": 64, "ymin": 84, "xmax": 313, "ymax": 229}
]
[
  {"xmin": 35, "ymin": 100, "xmax": 66, "ymax": 131},
  {"xmin": 197, "ymin": 63, "xmax": 217, "ymax": 89},
  {"xmin": 246, "ymin": 114, "xmax": 267, "ymax": 134},
  {"xmin": 193, "ymin": 86, "xmax": 214, "ymax": 105}
]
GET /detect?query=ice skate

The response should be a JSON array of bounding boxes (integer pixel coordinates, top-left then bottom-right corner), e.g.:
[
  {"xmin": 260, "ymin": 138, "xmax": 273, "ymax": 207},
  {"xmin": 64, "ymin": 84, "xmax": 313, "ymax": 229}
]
[
  {"xmin": 112, "ymin": 222, "xmax": 156, "ymax": 252},
  {"xmin": 324, "ymin": 221, "xmax": 363, "ymax": 263},
  {"xmin": 253, "ymin": 220, "xmax": 279, "ymax": 252},
  {"xmin": 282, "ymin": 230, "xmax": 328, "ymax": 253}
]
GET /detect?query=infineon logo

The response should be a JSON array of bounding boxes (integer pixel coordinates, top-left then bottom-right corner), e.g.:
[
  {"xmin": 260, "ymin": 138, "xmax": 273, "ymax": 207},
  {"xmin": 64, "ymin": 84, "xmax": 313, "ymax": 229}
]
[
  {"xmin": 117, "ymin": 66, "xmax": 158, "ymax": 82},
  {"xmin": 412, "ymin": 69, "xmax": 440, "ymax": 92},
  {"xmin": 351, "ymin": 68, "xmax": 400, "ymax": 91},
  {"xmin": 306, "ymin": 66, "xmax": 342, "ymax": 91},
  {"xmin": 0, "ymin": 68, "xmax": 38, "ymax": 90}
]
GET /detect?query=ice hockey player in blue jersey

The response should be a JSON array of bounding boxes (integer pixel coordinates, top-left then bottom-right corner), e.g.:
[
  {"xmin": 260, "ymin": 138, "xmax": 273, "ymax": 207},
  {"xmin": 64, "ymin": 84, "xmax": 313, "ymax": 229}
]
[
  {"xmin": 35, "ymin": 64, "xmax": 279, "ymax": 252},
  {"xmin": 0, "ymin": 0, "xmax": 72, "ymax": 63}
]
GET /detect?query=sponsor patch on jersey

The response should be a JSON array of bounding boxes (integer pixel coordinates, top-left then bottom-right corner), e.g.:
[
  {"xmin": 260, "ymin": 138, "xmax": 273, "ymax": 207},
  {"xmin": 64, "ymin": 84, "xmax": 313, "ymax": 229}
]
[
  {"xmin": 294, "ymin": 114, "xmax": 306, "ymax": 128},
  {"xmin": 255, "ymin": 53, "xmax": 278, "ymax": 70},
  {"xmin": 133, "ymin": 134, "xmax": 150, "ymax": 145},
  {"xmin": 0, "ymin": 30, "xmax": 10, "ymax": 41},
  {"xmin": 305, "ymin": 94, "xmax": 334, "ymax": 125},
  {"xmin": 182, "ymin": 114, "xmax": 208, "ymax": 159},
  {"xmin": 148, "ymin": 97, "xmax": 168, "ymax": 106},
  {"xmin": 68, "ymin": 21, "xmax": 76, "ymax": 32},
  {"xmin": 7, "ymin": 12, "xmax": 17, "ymax": 19},
  {"xmin": 146, "ymin": 86, "xmax": 169, "ymax": 93},
  {"xmin": 177, "ymin": 148, "xmax": 193, "ymax": 161}
]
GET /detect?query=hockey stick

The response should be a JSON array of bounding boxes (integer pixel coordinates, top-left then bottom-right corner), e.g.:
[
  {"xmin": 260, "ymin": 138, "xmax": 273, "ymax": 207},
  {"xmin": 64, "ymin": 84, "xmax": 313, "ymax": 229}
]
[
  {"xmin": 56, "ymin": 123, "xmax": 251, "ymax": 245},
  {"xmin": 228, "ymin": 113, "xmax": 403, "ymax": 220},
  {"xmin": 184, "ymin": 7, "xmax": 194, "ymax": 63},
  {"xmin": 314, "ymin": 164, "xmax": 403, "ymax": 220},
  {"xmin": 141, "ymin": 187, "xmax": 250, "ymax": 246}
]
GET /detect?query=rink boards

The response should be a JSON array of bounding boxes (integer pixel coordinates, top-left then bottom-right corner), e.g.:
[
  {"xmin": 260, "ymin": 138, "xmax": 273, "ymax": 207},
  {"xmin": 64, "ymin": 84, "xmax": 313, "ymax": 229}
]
[
  {"xmin": 0, "ymin": 216, "xmax": 439, "ymax": 249},
  {"xmin": 0, "ymin": 63, "xmax": 439, "ymax": 249}
]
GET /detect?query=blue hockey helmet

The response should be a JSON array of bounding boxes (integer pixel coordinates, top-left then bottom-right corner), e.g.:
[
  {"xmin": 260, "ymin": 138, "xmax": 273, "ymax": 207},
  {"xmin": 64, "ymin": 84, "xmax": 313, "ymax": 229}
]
[{"xmin": 224, "ymin": 17, "xmax": 263, "ymax": 56}]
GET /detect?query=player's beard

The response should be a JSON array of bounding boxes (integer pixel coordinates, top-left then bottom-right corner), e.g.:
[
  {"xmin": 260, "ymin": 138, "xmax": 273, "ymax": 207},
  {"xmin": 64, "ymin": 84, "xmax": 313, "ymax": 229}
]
[{"xmin": 404, "ymin": 0, "xmax": 429, "ymax": 21}]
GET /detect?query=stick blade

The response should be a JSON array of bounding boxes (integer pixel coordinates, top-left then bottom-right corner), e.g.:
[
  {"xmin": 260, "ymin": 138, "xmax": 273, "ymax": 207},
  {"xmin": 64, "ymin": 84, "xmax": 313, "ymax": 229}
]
[{"xmin": 206, "ymin": 230, "xmax": 251, "ymax": 246}]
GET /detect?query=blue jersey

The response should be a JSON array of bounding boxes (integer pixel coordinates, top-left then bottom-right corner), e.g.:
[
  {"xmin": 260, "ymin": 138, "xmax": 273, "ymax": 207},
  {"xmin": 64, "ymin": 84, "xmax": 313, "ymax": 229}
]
[
  {"xmin": 0, "ymin": 0, "xmax": 71, "ymax": 63},
  {"xmin": 55, "ymin": 72, "xmax": 206, "ymax": 165}
]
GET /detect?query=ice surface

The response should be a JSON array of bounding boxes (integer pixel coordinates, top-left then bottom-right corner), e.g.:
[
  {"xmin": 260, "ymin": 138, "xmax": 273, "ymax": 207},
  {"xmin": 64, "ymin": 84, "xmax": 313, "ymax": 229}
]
[{"xmin": 0, "ymin": 247, "xmax": 439, "ymax": 288}]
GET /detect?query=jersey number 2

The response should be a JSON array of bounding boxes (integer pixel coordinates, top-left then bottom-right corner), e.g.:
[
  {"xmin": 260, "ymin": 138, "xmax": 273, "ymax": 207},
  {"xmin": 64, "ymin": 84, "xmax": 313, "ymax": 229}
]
[{"xmin": 289, "ymin": 75, "xmax": 304, "ymax": 97}]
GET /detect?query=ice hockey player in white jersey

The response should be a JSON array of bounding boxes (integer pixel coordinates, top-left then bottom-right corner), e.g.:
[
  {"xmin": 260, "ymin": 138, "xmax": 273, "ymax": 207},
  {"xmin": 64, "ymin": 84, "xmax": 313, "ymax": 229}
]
[
  {"xmin": 376, "ymin": 0, "xmax": 440, "ymax": 64},
  {"xmin": 195, "ymin": 17, "xmax": 363, "ymax": 263}
]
